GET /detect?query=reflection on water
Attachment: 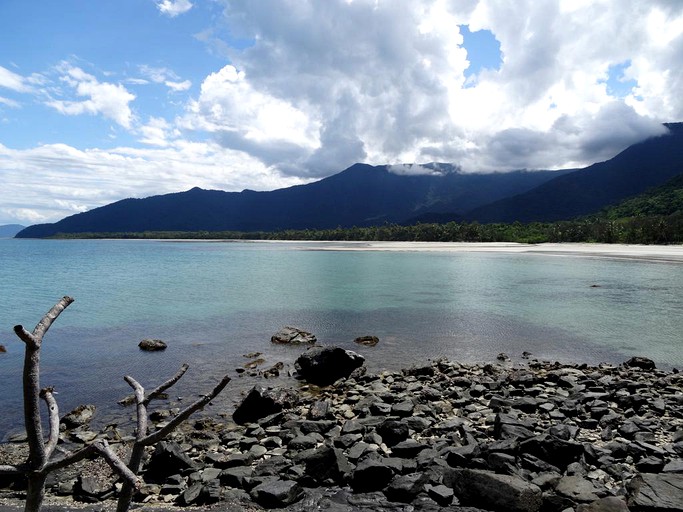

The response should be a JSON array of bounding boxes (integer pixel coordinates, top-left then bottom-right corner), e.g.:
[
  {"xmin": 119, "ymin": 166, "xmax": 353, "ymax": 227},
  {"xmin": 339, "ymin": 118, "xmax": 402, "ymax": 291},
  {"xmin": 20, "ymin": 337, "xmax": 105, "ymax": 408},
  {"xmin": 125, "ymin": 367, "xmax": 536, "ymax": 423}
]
[{"xmin": 1, "ymin": 239, "xmax": 682, "ymax": 436}]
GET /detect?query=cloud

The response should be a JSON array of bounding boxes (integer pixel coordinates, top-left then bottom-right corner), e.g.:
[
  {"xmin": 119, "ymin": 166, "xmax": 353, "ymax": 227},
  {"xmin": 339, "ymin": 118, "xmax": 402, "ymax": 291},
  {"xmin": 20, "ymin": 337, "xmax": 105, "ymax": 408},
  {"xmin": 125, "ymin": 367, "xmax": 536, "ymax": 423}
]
[
  {"xmin": 138, "ymin": 65, "xmax": 192, "ymax": 92},
  {"xmin": 0, "ymin": 65, "xmax": 33, "ymax": 93},
  {"xmin": 0, "ymin": 96, "xmax": 20, "ymax": 108},
  {"xmin": 46, "ymin": 65, "xmax": 136, "ymax": 129},
  {"xmin": 189, "ymin": 0, "xmax": 683, "ymax": 175},
  {"xmin": 139, "ymin": 117, "xmax": 171, "ymax": 146},
  {"xmin": 155, "ymin": 0, "xmax": 193, "ymax": 17},
  {"xmin": 0, "ymin": 140, "xmax": 309, "ymax": 224}
]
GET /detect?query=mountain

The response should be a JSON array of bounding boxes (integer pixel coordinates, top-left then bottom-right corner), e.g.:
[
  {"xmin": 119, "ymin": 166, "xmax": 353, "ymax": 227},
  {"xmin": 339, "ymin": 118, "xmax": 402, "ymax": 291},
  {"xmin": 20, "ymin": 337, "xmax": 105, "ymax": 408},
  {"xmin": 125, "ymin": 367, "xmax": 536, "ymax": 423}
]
[
  {"xmin": 465, "ymin": 123, "xmax": 683, "ymax": 223},
  {"xmin": 15, "ymin": 164, "xmax": 567, "ymax": 237},
  {"xmin": 598, "ymin": 172, "xmax": 683, "ymax": 219},
  {"xmin": 0, "ymin": 224, "xmax": 25, "ymax": 238}
]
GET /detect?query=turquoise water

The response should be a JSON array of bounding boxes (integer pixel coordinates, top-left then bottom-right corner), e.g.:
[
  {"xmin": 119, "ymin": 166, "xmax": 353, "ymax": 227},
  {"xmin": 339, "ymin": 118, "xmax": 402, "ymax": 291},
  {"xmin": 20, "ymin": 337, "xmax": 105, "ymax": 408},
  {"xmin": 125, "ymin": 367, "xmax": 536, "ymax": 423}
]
[{"xmin": 1, "ymin": 239, "xmax": 681, "ymax": 436}]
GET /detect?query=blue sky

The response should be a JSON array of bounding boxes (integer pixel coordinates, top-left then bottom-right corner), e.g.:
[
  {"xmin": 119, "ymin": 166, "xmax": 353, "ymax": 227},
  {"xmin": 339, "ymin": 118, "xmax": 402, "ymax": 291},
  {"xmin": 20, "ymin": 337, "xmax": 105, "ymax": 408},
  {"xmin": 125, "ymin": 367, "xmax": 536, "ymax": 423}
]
[{"xmin": 1, "ymin": 0, "xmax": 682, "ymax": 225}]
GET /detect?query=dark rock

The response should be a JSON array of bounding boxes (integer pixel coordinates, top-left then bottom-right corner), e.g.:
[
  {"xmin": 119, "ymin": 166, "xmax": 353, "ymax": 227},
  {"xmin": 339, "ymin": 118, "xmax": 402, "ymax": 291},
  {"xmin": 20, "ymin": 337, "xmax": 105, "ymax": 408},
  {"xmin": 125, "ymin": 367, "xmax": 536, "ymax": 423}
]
[
  {"xmin": 61, "ymin": 404, "xmax": 96, "ymax": 429},
  {"xmin": 138, "ymin": 338, "xmax": 167, "ymax": 351},
  {"xmin": 663, "ymin": 460, "xmax": 683, "ymax": 473},
  {"xmin": 519, "ymin": 434, "xmax": 584, "ymax": 470},
  {"xmin": 295, "ymin": 345, "xmax": 365, "ymax": 386},
  {"xmin": 445, "ymin": 444, "xmax": 481, "ymax": 467},
  {"xmin": 351, "ymin": 458, "xmax": 394, "ymax": 492},
  {"xmin": 220, "ymin": 467, "xmax": 254, "ymax": 489},
  {"xmin": 74, "ymin": 475, "xmax": 113, "ymax": 503},
  {"xmin": 391, "ymin": 400, "xmax": 415, "ymax": 417},
  {"xmin": 288, "ymin": 434, "xmax": 318, "ymax": 451},
  {"xmin": 384, "ymin": 472, "xmax": 429, "ymax": 502},
  {"xmin": 577, "ymin": 497, "xmax": 629, "ymax": 512},
  {"xmin": 200, "ymin": 479, "xmax": 221, "ymax": 504},
  {"xmin": 425, "ymin": 483, "xmax": 454, "ymax": 506},
  {"xmin": 0, "ymin": 345, "xmax": 6, "ymax": 353},
  {"xmin": 253, "ymin": 456, "xmax": 292, "ymax": 477},
  {"xmin": 232, "ymin": 385, "xmax": 298, "ymax": 425},
  {"xmin": 376, "ymin": 419, "xmax": 409, "ymax": 447},
  {"xmin": 354, "ymin": 335, "xmax": 379, "ymax": 347},
  {"xmin": 391, "ymin": 439, "xmax": 428, "ymax": 458},
  {"xmin": 308, "ymin": 399, "xmax": 332, "ymax": 420},
  {"xmin": 555, "ymin": 475, "xmax": 601, "ymax": 503},
  {"xmin": 271, "ymin": 326, "xmax": 316, "ymax": 345},
  {"xmin": 494, "ymin": 412, "xmax": 535, "ymax": 440},
  {"xmin": 624, "ymin": 356, "xmax": 656, "ymax": 370},
  {"xmin": 294, "ymin": 444, "xmax": 352, "ymax": 484},
  {"xmin": 251, "ymin": 479, "xmax": 303, "ymax": 508},
  {"xmin": 446, "ymin": 468, "xmax": 542, "ymax": 512},
  {"xmin": 628, "ymin": 473, "xmax": 683, "ymax": 511},
  {"xmin": 181, "ymin": 482, "xmax": 203, "ymax": 505},
  {"xmin": 145, "ymin": 441, "xmax": 196, "ymax": 482}
]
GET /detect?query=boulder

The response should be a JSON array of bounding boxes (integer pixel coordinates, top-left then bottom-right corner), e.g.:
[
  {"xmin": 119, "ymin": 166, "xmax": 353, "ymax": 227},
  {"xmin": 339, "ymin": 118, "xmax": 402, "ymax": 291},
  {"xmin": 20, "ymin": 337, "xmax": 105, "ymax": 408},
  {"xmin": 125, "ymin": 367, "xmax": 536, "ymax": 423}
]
[
  {"xmin": 354, "ymin": 335, "xmax": 379, "ymax": 347},
  {"xmin": 351, "ymin": 458, "xmax": 394, "ymax": 492},
  {"xmin": 295, "ymin": 345, "xmax": 365, "ymax": 386},
  {"xmin": 232, "ymin": 385, "xmax": 298, "ymax": 425},
  {"xmin": 250, "ymin": 479, "xmax": 303, "ymax": 508},
  {"xmin": 623, "ymin": 356, "xmax": 656, "ymax": 370},
  {"xmin": 446, "ymin": 468, "xmax": 542, "ymax": 512},
  {"xmin": 144, "ymin": 441, "xmax": 195, "ymax": 482},
  {"xmin": 271, "ymin": 326, "xmax": 316, "ymax": 345},
  {"xmin": 138, "ymin": 338, "xmax": 167, "ymax": 351},
  {"xmin": 628, "ymin": 473, "xmax": 683, "ymax": 511},
  {"xmin": 61, "ymin": 405, "xmax": 96, "ymax": 429}
]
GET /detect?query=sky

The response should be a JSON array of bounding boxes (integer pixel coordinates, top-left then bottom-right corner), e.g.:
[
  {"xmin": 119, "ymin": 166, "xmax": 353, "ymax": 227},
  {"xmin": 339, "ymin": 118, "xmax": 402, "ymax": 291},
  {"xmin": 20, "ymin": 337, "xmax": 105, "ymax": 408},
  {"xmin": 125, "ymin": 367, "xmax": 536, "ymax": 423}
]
[{"xmin": 1, "ymin": 0, "xmax": 682, "ymax": 226}]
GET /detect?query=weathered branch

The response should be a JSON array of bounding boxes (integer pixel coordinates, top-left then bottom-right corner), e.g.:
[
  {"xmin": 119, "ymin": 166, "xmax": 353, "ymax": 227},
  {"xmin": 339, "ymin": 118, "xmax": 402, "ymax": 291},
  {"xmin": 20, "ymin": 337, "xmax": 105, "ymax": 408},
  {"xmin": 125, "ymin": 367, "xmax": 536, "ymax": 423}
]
[
  {"xmin": 13, "ymin": 325, "xmax": 37, "ymax": 347},
  {"xmin": 0, "ymin": 465, "xmax": 22, "ymax": 475},
  {"xmin": 124, "ymin": 376, "xmax": 148, "ymax": 441},
  {"xmin": 32, "ymin": 296, "xmax": 74, "ymax": 340},
  {"xmin": 141, "ymin": 374, "xmax": 231, "ymax": 446},
  {"xmin": 40, "ymin": 388, "xmax": 59, "ymax": 459},
  {"xmin": 43, "ymin": 444, "xmax": 94, "ymax": 473},
  {"xmin": 144, "ymin": 363, "xmax": 189, "ymax": 406},
  {"xmin": 91, "ymin": 440, "xmax": 140, "ymax": 489}
]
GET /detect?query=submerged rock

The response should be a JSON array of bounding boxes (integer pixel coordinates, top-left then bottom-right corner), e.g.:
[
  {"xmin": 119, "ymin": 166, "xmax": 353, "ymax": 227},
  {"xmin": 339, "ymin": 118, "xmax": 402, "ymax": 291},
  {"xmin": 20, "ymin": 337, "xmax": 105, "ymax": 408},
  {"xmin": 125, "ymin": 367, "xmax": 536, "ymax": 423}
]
[
  {"xmin": 61, "ymin": 404, "xmax": 96, "ymax": 429},
  {"xmin": 354, "ymin": 335, "xmax": 379, "ymax": 347},
  {"xmin": 271, "ymin": 326, "xmax": 317, "ymax": 345},
  {"xmin": 138, "ymin": 338, "xmax": 167, "ymax": 351}
]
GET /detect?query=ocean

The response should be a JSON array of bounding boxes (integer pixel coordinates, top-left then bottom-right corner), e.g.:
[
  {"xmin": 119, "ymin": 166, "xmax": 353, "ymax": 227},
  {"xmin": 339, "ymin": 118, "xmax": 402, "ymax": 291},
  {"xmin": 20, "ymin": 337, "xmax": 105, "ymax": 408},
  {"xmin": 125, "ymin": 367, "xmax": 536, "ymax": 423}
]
[{"xmin": 1, "ymin": 238, "xmax": 681, "ymax": 437}]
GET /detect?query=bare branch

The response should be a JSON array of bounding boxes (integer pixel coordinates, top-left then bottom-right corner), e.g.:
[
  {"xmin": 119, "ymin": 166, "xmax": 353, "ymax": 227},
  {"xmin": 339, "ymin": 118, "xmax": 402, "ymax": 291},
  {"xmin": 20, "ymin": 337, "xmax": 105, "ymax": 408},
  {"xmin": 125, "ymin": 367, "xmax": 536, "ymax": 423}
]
[
  {"xmin": 91, "ymin": 440, "xmax": 140, "ymax": 489},
  {"xmin": 32, "ymin": 296, "xmax": 74, "ymax": 340},
  {"xmin": 13, "ymin": 325, "xmax": 38, "ymax": 347},
  {"xmin": 43, "ymin": 445, "xmax": 95, "ymax": 473},
  {"xmin": 144, "ymin": 363, "xmax": 190, "ymax": 406},
  {"xmin": 141, "ymin": 374, "xmax": 230, "ymax": 446},
  {"xmin": 125, "ymin": 375, "xmax": 148, "ymax": 441},
  {"xmin": 40, "ymin": 387, "xmax": 60, "ymax": 459}
]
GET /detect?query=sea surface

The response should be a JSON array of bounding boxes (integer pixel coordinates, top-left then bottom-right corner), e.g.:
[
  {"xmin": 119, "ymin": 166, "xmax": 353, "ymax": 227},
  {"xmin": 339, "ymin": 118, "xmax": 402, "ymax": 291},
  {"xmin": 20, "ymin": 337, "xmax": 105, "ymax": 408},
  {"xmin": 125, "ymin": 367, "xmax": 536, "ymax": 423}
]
[{"xmin": 1, "ymin": 239, "xmax": 681, "ymax": 437}]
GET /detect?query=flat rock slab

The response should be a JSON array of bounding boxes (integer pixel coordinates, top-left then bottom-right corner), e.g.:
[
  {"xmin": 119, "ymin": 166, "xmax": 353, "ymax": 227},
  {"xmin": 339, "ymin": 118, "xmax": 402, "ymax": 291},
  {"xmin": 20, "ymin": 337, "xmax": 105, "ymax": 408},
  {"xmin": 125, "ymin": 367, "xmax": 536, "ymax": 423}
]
[
  {"xmin": 250, "ymin": 479, "xmax": 303, "ymax": 508},
  {"xmin": 446, "ymin": 468, "xmax": 543, "ymax": 512},
  {"xmin": 271, "ymin": 326, "xmax": 317, "ymax": 345},
  {"xmin": 628, "ymin": 473, "xmax": 683, "ymax": 511}
]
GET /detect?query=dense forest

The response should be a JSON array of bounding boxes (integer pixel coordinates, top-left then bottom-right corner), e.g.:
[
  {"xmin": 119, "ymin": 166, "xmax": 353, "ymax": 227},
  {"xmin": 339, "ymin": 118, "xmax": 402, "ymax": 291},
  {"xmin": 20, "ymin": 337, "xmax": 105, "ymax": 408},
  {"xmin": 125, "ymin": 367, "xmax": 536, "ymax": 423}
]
[{"xmin": 49, "ymin": 173, "xmax": 683, "ymax": 244}]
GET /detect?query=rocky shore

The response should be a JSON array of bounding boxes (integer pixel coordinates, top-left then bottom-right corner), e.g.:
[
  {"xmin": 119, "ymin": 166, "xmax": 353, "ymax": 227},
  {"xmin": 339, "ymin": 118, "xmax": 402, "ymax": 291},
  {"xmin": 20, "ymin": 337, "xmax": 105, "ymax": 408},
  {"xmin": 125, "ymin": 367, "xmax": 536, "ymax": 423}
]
[{"xmin": 1, "ymin": 353, "xmax": 682, "ymax": 511}]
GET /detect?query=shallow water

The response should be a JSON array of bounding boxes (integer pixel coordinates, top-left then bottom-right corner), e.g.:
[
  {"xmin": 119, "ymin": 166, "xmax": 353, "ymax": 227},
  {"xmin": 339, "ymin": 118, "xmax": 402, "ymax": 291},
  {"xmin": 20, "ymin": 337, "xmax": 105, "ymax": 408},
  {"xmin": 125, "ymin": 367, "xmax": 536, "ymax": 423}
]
[{"xmin": 1, "ymin": 239, "xmax": 681, "ymax": 437}]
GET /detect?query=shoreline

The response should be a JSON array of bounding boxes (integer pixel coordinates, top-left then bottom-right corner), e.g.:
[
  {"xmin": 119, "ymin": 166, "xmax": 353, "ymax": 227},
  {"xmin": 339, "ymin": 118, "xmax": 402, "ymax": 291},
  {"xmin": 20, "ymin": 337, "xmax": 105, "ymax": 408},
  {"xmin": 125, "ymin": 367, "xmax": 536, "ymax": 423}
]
[{"xmin": 1, "ymin": 355, "xmax": 681, "ymax": 511}]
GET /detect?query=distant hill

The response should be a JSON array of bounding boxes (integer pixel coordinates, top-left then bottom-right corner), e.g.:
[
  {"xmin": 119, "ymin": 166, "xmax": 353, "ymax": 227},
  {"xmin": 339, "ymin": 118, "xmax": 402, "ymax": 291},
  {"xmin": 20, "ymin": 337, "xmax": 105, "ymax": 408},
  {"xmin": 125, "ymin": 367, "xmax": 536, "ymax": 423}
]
[
  {"xmin": 598, "ymin": 172, "xmax": 683, "ymax": 219},
  {"xmin": 0, "ymin": 224, "xmax": 25, "ymax": 238},
  {"xmin": 465, "ymin": 123, "xmax": 683, "ymax": 223},
  {"xmin": 15, "ymin": 164, "xmax": 567, "ymax": 238}
]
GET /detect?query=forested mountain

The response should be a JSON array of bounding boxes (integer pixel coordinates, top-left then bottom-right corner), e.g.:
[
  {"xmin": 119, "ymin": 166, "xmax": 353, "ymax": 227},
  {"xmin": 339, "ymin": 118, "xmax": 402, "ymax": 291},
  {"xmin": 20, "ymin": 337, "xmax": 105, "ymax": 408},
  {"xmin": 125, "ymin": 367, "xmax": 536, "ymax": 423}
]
[
  {"xmin": 597, "ymin": 173, "xmax": 683, "ymax": 219},
  {"xmin": 15, "ymin": 123, "xmax": 683, "ymax": 238},
  {"xmin": 15, "ymin": 165, "xmax": 566, "ymax": 237},
  {"xmin": 465, "ymin": 123, "xmax": 683, "ymax": 222}
]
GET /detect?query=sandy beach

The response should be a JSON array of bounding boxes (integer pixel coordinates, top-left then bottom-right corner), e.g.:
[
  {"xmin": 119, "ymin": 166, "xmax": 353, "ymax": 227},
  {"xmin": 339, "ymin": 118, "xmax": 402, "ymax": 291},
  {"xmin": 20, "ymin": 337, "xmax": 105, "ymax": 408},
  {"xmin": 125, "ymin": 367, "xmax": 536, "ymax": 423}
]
[{"xmin": 300, "ymin": 241, "xmax": 683, "ymax": 263}]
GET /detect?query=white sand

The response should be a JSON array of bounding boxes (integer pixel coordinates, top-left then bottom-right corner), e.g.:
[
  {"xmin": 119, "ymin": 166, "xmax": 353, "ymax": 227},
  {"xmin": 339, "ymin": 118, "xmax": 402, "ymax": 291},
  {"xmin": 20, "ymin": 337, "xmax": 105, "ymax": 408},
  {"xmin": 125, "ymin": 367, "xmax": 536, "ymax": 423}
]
[{"xmin": 297, "ymin": 241, "xmax": 683, "ymax": 262}]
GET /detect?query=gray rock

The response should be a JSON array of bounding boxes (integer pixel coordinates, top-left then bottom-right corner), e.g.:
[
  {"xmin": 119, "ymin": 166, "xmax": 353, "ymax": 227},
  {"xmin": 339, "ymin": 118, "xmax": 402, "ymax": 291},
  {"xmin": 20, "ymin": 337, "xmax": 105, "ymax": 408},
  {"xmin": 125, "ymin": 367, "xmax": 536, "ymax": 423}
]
[
  {"xmin": 232, "ymin": 385, "xmax": 298, "ymax": 425},
  {"xmin": 391, "ymin": 439, "xmax": 428, "ymax": 458},
  {"xmin": 446, "ymin": 468, "xmax": 542, "ymax": 512},
  {"xmin": 577, "ymin": 497, "xmax": 630, "ymax": 512},
  {"xmin": 251, "ymin": 479, "xmax": 303, "ymax": 508},
  {"xmin": 555, "ymin": 475, "xmax": 601, "ymax": 503},
  {"xmin": 145, "ymin": 441, "xmax": 195, "ymax": 482},
  {"xmin": 628, "ymin": 473, "xmax": 683, "ymax": 511},
  {"xmin": 220, "ymin": 466, "xmax": 254, "ymax": 489},
  {"xmin": 293, "ymin": 444, "xmax": 352, "ymax": 484},
  {"xmin": 384, "ymin": 472, "xmax": 429, "ymax": 503},
  {"xmin": 425, "ymin": 483, "xmax": 454, "ymax": 506},
  {"xmin": 271, "ymin": 326, "xmax": 316, "ymax": 345},
  {"xmin": 288, "ymin": 434, "xmax": 318, "ymax": 450},
  {"xmin": 376, "ymin": 419, "xmax": 409, "ymax": 447},
  {"xmin": 295, "ymin": 345, "xmax": 365, "ymax": 386},
  {"xmin": 138, "ymin": 338, "xmax": 167, "ymax": 351},
  {"xmin": 354, "ymin": 335, "xmax": 379, "ymax": 347},
  {"xmin": 61, "ymin": 404, "xmax": 96, "ymax": 429},
  {"xmin": 623, "ymin": 356, "xmax": 656, "ymax": 370},
  {"xmin": 351, "ymin": 458, "xmax": 394, "ymax": 492}
]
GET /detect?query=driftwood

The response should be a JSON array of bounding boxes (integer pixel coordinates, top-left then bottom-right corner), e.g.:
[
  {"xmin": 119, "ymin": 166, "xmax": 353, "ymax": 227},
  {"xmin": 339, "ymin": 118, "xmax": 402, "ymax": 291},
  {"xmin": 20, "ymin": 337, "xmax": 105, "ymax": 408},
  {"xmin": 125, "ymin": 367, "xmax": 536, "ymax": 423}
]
[
  {"xmin": 115, "ymin": 367, "xmax": 230, "ymax": 512},
  {"xmin": 0, "ymin": 297, "xmax": 139, "ymax": 512},
  {"xmin": 1, "ymin": 296, "xmax": 230, "ymax": 512}
]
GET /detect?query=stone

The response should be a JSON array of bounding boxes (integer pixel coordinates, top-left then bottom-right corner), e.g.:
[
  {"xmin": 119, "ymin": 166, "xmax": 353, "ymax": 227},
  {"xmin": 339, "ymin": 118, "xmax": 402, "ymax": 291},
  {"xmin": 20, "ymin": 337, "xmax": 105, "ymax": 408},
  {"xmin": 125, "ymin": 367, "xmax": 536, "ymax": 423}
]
[
  {"xmin": 351, "ymin": 458, "xmax": 394, "ymax": 492},
  {"xmin": 384, "ymin": 472, "xmax": 429, "ymax": 503},
  {"xmin": 577, "ymin": 497, "xmax": 630, "ymax": 512},
  {"xmin": 74, "ymin": 475, "xmax": 113, "ymax": 503},
  {"xmin": 145, "ymin": 441, "xmax": 196, "ymax": 482},
  {"xmin": 220, "ymin": 467, "xmax": 254, "ymax": 489},
  {"xmin": 446, "ymin": 468, "xmax": 542, "ymax": 512},
  {"xmin": 555, "ymin": 475, "xmax": 601, "ymax": 503},
  {"xmin": 519, "ymin": 434, "xmax": 584, "ymax": 470},
  {"xmin": 0, "ymin": 345, "xmax": 6, "ymax": 353},
  {"xmin": 294, "ymin": 444, "xmax": 352, "ymax": 484},
  {"xmin": 288, "ymin": 434, "xmax": 318, "ymax": 450},
  {"xmin": 391, "ymin": 439, "xmax": 428, "ymax": 458},
  {"xmin": 250, "ymin": 479, "xmax": 303, "ymax": 508},
  {"xmin": 354, "ymin": 335, "xmax": 379, "ymax": 347},
  {"xmin": 295, "ymin": 345, "xmax": 365, "ymax": 386},
  {"xmin": 232, "ymin": 385, "xmax": 298, "ymax": 425},
  {"xmin": 628, "ymin": 473, "xmax": 683, "ymax": 511},
  {"xmin": 61, "ymin": 404, "xmax": 96, "ymax": 429},
  {"xmin": 271, "ymin": 326, "xmax": 316, "ymax": 345},
  {"xmin": 623, "ymin": 356, "xmax": 656, "ymax": 370},
  {"xmin": 138, "ymin": 338, "xmax": 167, "ymax": 351},
  {"xmin": 425, "ymin": 483, "xmax": 454, "ymax": 506},
  {"xmin": 376, "ymin": 419, "xmax": 409, "ymax": 447}
]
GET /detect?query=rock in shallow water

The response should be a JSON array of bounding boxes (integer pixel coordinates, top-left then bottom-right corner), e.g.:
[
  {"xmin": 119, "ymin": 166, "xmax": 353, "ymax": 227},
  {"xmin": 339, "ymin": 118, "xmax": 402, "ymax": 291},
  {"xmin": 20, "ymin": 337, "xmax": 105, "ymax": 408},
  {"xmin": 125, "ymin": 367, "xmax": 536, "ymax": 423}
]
[
  {"xmin": 271, "ymin": 326, "xmax": 317, "ymax": 345},
  {"xmin": 138, "ymin": 338, "xmax": 167, "ymax": 351},
  {"xmin": 295, "ymin": 345, "xmax": 365, "ymax": 386}
]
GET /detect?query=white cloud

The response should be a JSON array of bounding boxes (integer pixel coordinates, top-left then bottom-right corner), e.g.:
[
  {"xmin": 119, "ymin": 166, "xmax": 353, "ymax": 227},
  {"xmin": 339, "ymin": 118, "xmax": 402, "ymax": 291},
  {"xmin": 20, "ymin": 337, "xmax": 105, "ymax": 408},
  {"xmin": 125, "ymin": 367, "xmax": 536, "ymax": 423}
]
[
  {"xmin": 155, "ymin": 0, "xmax": 193, "ymax": 18},
  {"xmin": 0, "ymin": 140, "xmax": 309, "ymax": 224},
  {"xmin": 0, "ymin": 96, "xmax": 20, "ymax": 108},
  {"xmin": 165, "ymin": 79, "xmax": 192, "ymax": 92},
  {"xmin": 139, "ymin": 117, "xmax": 171, "ymax": 146},
  {"xmin": 0, "ymin": 65, "xmax": 32, "ymax": 93},
  {"xmin": 138, "ymin": 65, "xmax": 192, "ymax": 92},
  {"xmin": 46, "ymin": 65, "xmax": 136, "ymax": 129}
]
